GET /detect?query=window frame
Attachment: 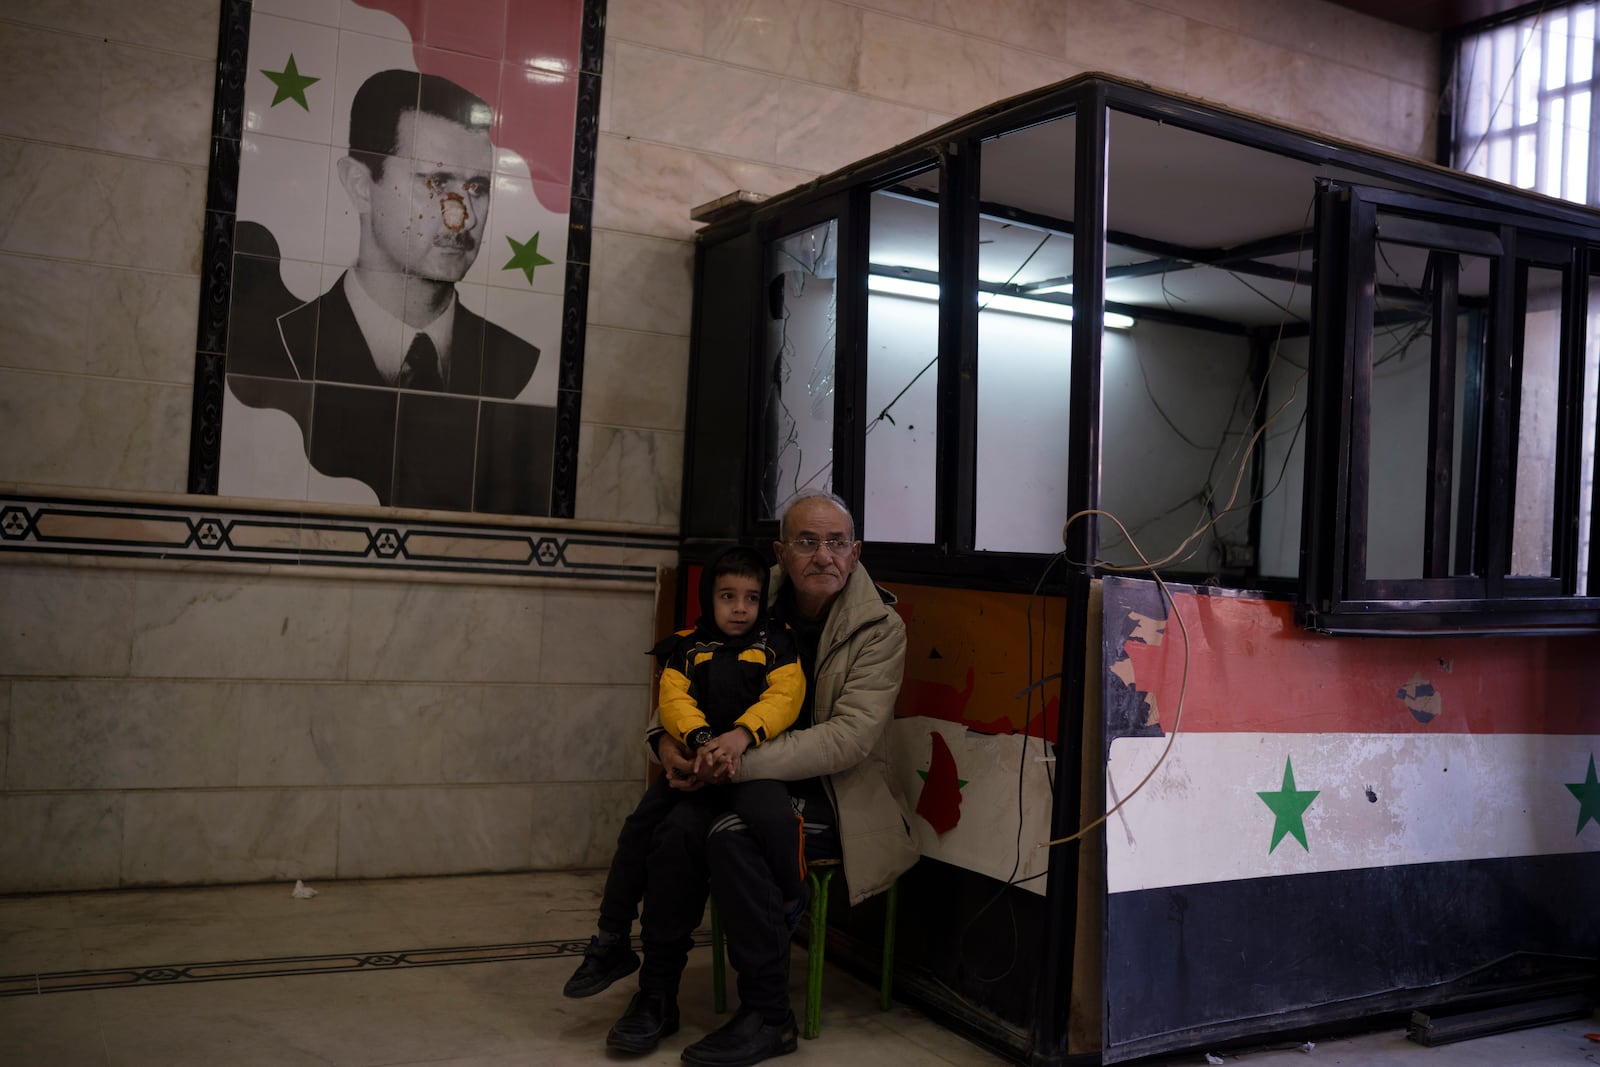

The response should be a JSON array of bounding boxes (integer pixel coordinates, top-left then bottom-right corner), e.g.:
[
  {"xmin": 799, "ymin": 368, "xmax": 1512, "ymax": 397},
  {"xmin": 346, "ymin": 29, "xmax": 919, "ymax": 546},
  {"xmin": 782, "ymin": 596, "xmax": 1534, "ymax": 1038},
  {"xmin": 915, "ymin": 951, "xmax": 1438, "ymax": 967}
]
[{"xmin": 1301, "ymin": 181, "xmax": 1600, "ymax": 633}]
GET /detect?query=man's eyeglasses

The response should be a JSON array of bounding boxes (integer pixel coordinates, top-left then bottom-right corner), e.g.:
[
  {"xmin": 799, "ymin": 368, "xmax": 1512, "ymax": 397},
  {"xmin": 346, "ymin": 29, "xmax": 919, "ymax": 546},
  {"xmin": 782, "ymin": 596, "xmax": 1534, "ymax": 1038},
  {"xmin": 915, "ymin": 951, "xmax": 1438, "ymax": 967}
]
[{"xmin": 783, "ymin": 538, "xmax": 855, "ymax": 556}]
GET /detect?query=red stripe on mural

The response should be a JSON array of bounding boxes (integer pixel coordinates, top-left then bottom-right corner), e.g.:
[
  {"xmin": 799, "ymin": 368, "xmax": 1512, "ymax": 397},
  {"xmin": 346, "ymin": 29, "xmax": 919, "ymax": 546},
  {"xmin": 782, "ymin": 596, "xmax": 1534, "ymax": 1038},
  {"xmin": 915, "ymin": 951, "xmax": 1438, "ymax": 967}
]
[
  {"xmin": 354, "ymin": 0, "xmax": 581, "ymax": 212},
  {"xmin": 1116, "ymin": 590, "xmax": 1600, "ymax": 735}
]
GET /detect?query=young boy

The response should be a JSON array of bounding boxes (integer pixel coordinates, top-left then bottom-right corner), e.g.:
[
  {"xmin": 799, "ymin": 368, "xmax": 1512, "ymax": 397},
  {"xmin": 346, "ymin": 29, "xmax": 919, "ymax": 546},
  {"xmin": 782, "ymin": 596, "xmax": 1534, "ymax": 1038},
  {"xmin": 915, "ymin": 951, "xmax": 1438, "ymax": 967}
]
[{"xmin": 563, "ymin": 545, "xmax": 807, "ymax": 999}]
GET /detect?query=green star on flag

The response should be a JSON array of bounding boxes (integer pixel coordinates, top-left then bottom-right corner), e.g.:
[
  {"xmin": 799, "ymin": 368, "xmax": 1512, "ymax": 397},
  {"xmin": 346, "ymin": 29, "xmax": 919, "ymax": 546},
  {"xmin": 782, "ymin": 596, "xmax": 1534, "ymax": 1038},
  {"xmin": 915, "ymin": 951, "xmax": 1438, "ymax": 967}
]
[
  {"xmin": 1566, "ymin": 754, "xmax": 1600, "ymax": 834},
  {"xmin": 504, "ymin": 232, "xmax": 553, "ymax": 284},
  {"xmin": 262, "ymin": 54, "xmax": 320, "ymax": 111},
  {"xmin": 1258, "ymin": 755, "xmax": 1319, "ymax": 854},
  {"xmin": 915, "ymin": 769, "xmax": 969, "ymax": 789}
]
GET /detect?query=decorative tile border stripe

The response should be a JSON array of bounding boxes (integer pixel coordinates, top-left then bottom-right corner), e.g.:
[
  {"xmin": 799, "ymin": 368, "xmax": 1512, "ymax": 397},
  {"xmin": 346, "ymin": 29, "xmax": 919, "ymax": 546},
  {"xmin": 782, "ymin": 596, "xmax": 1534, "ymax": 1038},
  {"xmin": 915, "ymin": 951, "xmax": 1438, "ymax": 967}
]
[
  {"xmin": 0, "ymin": 495, "xmax": 678, "ymax": 584},
  {"xmin": 0, "ymin": 932, "xmax": 710, "ymax": 997}
]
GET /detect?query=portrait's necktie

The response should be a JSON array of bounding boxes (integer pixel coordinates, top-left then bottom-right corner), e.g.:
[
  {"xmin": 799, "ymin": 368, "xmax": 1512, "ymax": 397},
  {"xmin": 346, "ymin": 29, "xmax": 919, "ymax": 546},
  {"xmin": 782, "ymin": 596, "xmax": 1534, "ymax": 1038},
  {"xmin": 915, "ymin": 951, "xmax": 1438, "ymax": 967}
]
[{"xmin": 397, "ymin": 332, "xmax": 442, "ymax": 390}]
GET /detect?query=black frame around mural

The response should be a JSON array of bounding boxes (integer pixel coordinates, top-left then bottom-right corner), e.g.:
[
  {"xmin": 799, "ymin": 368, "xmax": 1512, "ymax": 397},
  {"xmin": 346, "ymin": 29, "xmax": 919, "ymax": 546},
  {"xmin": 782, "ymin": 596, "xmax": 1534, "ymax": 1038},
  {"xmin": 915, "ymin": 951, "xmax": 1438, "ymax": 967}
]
[{"xmin": 187, "ymin": 0, "xmax": 606, "ymax": 519}]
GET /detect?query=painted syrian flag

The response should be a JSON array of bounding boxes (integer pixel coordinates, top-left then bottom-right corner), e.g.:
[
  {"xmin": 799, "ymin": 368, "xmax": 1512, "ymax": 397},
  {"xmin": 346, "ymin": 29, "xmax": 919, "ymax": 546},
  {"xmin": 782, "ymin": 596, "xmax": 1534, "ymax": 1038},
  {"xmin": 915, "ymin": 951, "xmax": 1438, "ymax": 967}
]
[{"xmin": 1099, "ymin": 576, "xmax": 1600, "ymax": 1061}]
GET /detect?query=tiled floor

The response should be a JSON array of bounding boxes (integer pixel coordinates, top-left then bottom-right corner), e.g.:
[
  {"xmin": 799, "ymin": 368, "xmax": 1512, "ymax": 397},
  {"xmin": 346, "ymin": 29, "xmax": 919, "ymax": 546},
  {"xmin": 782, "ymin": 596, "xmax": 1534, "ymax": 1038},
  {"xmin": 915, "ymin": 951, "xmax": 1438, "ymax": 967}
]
[{"xmin": 0, "ymin": 871, "xmax": 1594, "ymax": 1066}]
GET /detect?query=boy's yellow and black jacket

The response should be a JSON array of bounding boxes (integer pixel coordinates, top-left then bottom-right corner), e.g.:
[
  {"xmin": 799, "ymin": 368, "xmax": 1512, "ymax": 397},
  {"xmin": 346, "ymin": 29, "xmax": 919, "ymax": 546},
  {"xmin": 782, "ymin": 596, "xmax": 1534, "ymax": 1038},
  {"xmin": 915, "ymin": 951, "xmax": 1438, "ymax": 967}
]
[{"xmin": 651, "ymin": 551, "xmax": 805, "ymax": 748}]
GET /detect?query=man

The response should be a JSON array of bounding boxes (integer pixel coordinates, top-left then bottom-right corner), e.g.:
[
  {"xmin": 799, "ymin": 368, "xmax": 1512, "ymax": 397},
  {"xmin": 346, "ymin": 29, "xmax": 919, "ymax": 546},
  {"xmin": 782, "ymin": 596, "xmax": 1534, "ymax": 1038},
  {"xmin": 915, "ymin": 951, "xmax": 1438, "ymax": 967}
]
[
  {"xmin": 229, "ymin": 69, "xmax": 546, "ymax": 511},
  {"xmin": 602, "ymin": 489, "xmax": 919, "ymax": 1066}
]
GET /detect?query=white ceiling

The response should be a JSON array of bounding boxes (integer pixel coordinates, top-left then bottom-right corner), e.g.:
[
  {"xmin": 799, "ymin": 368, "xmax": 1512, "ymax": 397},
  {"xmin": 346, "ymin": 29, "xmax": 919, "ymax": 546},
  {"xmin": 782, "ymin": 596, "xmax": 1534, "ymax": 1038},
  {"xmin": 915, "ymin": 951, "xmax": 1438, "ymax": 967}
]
[{"xmin": 870, "ymin": 108, "xmax": 1439, "ymax": 329}]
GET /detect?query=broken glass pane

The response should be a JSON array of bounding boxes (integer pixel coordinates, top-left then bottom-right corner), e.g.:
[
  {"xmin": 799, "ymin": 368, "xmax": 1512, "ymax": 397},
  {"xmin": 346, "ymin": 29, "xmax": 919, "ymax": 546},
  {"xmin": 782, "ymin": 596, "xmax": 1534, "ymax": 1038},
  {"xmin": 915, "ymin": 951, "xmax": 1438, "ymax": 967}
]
[
  {"xmin": 865, "ymin": 175, "xmax": 940, "ymax": 543},
  {"xmin": 758, "ymin": 219, "xmax": 838, "ymax": 519}
]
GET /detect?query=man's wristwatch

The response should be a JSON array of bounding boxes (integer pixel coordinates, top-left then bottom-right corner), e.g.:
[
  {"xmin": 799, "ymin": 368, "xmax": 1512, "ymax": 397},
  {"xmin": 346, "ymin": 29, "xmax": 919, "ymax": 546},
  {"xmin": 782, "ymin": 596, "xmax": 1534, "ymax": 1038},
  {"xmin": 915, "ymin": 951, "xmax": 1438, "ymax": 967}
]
[{"xmin": 685, "ymin": 727, "xmax": 715, "ymax": 752}]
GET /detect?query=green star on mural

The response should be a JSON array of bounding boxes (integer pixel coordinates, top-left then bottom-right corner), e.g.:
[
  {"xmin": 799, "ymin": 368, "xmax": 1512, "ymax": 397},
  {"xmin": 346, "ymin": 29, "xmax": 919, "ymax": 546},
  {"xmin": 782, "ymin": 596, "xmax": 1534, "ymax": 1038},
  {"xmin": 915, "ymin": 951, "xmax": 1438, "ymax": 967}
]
[
  {"xmin": 1257, "ymin": 755, "xmax": 1319, "ymax": 854},
  {"xmin": 915, "ymin": 769, "xmax": 969, "ymax": 789},
  {"xmin": 504, "ymin": 232, "xmax": 554, "ymax": 284},
  {"xmin": 1566, "ymin": 754, "xmax": 1600, "ymax": 834},
  {"xmin": 261, "ymin": 54, "xmax": 320, "ymax": 111}
]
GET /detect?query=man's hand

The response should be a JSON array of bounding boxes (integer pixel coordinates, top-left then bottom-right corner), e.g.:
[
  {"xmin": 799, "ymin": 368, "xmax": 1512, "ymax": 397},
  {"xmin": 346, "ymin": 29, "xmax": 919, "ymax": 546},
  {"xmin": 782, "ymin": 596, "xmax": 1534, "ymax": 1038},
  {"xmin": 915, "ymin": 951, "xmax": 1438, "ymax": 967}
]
[
  {"xmin": 694, "ymin": 727, "xmax": 752, "ymax": 784},
  {"xmin": 659, "ymin": 735, "xmax": 704, "ymax": 791}
]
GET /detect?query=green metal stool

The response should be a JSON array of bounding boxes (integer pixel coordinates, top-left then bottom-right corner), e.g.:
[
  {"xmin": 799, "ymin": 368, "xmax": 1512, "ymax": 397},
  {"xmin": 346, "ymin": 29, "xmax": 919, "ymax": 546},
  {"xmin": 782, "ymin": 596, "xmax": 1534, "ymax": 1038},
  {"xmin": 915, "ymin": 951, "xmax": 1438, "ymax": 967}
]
[{"xmin": 709, "ymin": 858, "xmax": 899, "ymax": 1039}]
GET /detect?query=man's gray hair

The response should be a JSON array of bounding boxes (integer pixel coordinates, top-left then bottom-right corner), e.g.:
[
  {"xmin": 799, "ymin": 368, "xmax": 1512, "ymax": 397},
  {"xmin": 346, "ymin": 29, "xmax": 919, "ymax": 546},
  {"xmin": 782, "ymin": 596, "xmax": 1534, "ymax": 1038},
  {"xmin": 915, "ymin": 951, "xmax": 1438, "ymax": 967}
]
[{"xmin": 775, "ymin": 488, "xmax": 856, "ymax": 541}]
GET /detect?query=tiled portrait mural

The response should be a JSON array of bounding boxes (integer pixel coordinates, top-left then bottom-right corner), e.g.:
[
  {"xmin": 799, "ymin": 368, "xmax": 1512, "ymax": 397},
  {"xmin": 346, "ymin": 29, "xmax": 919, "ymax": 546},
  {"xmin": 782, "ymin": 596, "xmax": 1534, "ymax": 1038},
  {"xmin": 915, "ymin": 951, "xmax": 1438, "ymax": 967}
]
[{"xmin": 196, "ymin": 0, "xmax": 601, "ymax": 516}]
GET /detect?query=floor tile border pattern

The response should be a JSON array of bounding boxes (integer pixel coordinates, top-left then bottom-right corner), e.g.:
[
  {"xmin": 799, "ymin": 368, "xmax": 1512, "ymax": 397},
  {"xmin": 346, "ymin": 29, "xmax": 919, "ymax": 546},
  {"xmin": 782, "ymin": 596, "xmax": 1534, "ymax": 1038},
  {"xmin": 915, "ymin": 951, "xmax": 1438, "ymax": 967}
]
[
  {"xmin": 0, "ymin": 933, "xmax": 706, "ymax": 997},
  {"xmin": 0, "ymin": 494, "xmax": 678, "ymax": 583}
]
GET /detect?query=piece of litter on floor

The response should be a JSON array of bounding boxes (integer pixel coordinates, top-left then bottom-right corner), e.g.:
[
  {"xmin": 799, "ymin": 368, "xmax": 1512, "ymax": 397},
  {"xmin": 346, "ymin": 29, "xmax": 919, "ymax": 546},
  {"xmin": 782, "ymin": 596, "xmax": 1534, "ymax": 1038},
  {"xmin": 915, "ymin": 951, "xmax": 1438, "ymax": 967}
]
[
  {"xmin": 1299, "ymin": 1041, "xmax": 1315, "ymax": 1053},
  {"xmin": 291, "ymin": 879, "xmax": 318, "ymax": 899},
  {"xmin": 1205, "ymin": 1055, "xmax": 1224, "ymax": 1065}
]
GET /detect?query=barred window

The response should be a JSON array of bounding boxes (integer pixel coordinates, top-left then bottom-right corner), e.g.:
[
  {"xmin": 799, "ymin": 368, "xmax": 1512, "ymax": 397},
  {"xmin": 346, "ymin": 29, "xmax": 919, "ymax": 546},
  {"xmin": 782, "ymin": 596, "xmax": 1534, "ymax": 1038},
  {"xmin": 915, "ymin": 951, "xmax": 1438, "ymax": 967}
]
[
  {"xmin": 1453, "ymin": 5, "xmax": 1600, "ymax": 597},
  {"xmin": 1453, "ymin": 4, "xmax": 1598, "ymax": 202}
]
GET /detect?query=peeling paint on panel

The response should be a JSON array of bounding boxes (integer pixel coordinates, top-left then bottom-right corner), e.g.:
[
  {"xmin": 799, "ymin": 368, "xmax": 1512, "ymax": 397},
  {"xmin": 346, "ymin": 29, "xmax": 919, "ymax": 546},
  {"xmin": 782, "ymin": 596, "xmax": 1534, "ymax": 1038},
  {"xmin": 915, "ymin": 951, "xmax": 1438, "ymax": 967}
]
[{"xmin": 1396, "ymin": 672, "xmax": 1441, "ymax": 724}]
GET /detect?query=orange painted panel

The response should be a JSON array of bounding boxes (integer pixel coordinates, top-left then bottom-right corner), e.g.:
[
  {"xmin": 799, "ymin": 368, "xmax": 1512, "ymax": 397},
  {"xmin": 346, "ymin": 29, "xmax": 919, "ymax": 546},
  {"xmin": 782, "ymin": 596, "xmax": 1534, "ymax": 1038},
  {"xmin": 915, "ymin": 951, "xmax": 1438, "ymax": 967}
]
[{"xmin": 891, "ymin": 582, "xmax": 1067, "ymax": 742}]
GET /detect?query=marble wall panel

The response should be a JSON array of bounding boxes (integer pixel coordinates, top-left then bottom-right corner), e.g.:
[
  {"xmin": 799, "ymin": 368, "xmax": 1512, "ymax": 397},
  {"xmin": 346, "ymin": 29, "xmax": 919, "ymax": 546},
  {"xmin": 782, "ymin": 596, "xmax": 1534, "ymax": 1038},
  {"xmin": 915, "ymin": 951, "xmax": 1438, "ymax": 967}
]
[
  {"xmin": 129, "ymin": 573, "xmax": 353, "ymax": 680},
  {"xmin": 575, "ymin": 424, "xmax": 684, "ymax": 528},
  {"xmin": 440, "ymin": 686, "xmax": 539, "ymax": 784},
  {"xmin": 589, "ymin": 230, "xmax": 694, "ymax": 336},
  {"xmin": 1231, "ymin": 0, "xmax": 1350, "ymax": 65},
  {"xmin": 0, "ymin": 683, "xmax": 9, "ymax": 798},
  {"xmin": 1279, "ymin": 53, "xmax": 1402, "ymax": 156},
  {"xmin": 942, "ymin": 0, "xmax": 1067, "ymax": 52},
  {"xmin": 8, "ymin": 680, "xmax": 238, "ymax": 790},
  {"xmin": 1061, "ymin": 0, "xmax": 1193, "ymax": 95},
  {"xmin": 0, "ymin": 142, "xmax": 205, "ymax": 275},
  {"xmin": 1179, "ymin": 22, "xmax": 1299, "ymax": 125},
  {"xmin": 336, "ymin": 786, "xmax": 534, "ymax": 878},
  {"xmin": 600, "ymin": 38, "xmax": 616, "ymax": 133},
  {"xmin": 232, "ymin": 682, "xmax": 468, "ymax": 786},
  {"xmin": 1133, "ymin": 0, "xmax": 1243, "ymax": 32},
  {"xmin": 604, "ymin": 0, "xmax": 704, "ymax": 57},
  {"xmin": 703, "ymin": 0, "xmax": 863, "ymax": 88},
  {"xmin": 0, "ymin": 371, "xmax": 192, "ymax": 493},
  {"xmin": 690, "ymin": 154, "xmax": 814, "ymax": 209},
  {"xmin": 848, "ymin": 0, "xmax": 1065, "ymax": 52},
  {"xmin": 1161, "ymin": 12, "xmax": 1435, "ymax": 158},
  {"xmin": 995, "ymin": 48, "xmax": 1079, "ymax": 104},
  {"xmin": 1332, "ymin": 3, "xmax": 1435, "ymax": 87},
  {"xmin": 536, "ymin": 588, "xmax": 655, "ymax": 686},
  {"xmin": 578, "ymin": 326, "xmax": 690, "ymax": 431},
  {"xmin": 608, "ymin": 44, "xmax": 783, "ymax": 161},
  {"xmin": 1391, "ymin": 81, "xmax": 1440, "ymax": 160},
  {"xmin": 121, "ymin": 789, "xmax": 339, "ymax": 885},
  {"xmin": 0, "ymin": 23, "xmax": 103, "ymax": 149},
  {"xmin": 528, "ymin": 780, "xmax": 639, "ymax": 868},
  {"xmin": 856, "ymin": 13, "xmax": 1004, "ymax": 118},
  {"xmin": 515, "ymin": 684, "xmax": 650, "ymax": 784},
  {"xmin": 99, "ymin": 44, "xmax": 214, "ymax": 165},
  {"xmin": 0, "ymin": 567, "xmax": 135, "ymax": 678},
  {"xmin": 772, "ymin": 81, "xmax": 942, "ymax": 175},
  {"xmin": 0, "ymin": 793, "xmax": 123, "ymax": 892},
  {"xmin": 10, "ymin": 0, "xmax": 220, "ymax": 60},
  {"xmin": 0, "ymin": 258, "xmax": 198, "ymax": 383},
  {"xmin": 89, "ymin": 270, "xmax": 201, "ymax": 384},
  {"xmin": 593, "ymin": 135, "xmax": 696, "ymax": 241},
  {"xmin": 347, "ymin": 584, "xmax": 544, "ymax": 683}
]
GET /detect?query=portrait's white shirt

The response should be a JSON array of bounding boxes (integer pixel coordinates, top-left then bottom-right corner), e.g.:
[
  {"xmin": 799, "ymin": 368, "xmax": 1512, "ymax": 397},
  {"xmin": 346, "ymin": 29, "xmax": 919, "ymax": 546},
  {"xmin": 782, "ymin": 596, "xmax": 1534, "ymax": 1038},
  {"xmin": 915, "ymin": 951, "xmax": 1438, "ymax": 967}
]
[{"xmin": 345, "ymin": 272, "xmax": 456, "ymax": 387}]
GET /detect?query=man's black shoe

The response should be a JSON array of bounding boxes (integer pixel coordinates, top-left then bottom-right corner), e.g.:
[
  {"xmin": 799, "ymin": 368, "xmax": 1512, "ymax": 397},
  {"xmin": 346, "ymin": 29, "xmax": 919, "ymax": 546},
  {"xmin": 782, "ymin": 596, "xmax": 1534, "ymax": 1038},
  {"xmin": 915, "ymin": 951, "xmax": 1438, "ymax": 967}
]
[
  {"xmin": 563, "ymin": 933, "xmax": 639, "ymax": 998},
  {"xmin": 680, "ymin": 1007, "xmax": 798, "ymax": 1066},
  {"xmin": 606, "ymin": 990, "xmax": 680, "ymax": 1054}
]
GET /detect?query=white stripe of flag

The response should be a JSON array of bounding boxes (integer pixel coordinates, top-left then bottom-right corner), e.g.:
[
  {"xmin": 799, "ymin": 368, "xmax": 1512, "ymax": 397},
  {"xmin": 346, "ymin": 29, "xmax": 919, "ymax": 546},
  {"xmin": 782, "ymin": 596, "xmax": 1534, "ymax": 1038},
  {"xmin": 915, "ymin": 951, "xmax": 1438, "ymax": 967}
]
[{"xmin": 1106, "ymin": 733, "xmax": 1600, "ymax": 894}]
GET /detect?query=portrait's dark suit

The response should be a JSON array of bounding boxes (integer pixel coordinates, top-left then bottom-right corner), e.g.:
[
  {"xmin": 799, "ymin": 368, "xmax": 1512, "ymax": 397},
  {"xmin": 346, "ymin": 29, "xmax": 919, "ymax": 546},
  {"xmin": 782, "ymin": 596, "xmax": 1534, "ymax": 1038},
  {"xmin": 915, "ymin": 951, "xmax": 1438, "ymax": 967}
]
[
  {"xmin": 274, "ymin": 273, "xmax": 539, "ymax": 398},
  {"xmin": 226, "ymin": 265, "xmax": 552, "ymax": 514}
]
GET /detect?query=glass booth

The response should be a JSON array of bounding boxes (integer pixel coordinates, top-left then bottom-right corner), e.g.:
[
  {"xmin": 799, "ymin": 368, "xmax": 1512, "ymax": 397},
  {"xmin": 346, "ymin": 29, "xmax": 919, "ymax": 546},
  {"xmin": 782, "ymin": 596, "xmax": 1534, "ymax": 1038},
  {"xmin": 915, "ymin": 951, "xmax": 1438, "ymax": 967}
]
[{"xmin": 682, "ymin": 75, "xmax": 1600, "ymax": 1064}]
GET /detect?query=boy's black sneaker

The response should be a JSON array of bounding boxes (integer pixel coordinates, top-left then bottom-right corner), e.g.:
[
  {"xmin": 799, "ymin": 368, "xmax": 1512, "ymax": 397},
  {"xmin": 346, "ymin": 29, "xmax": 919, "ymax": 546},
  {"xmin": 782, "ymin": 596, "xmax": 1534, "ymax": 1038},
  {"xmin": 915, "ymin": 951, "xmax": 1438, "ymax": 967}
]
[{"xmin": 563, "ymin": 933, "xmax": 640, "ymax": 998}]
